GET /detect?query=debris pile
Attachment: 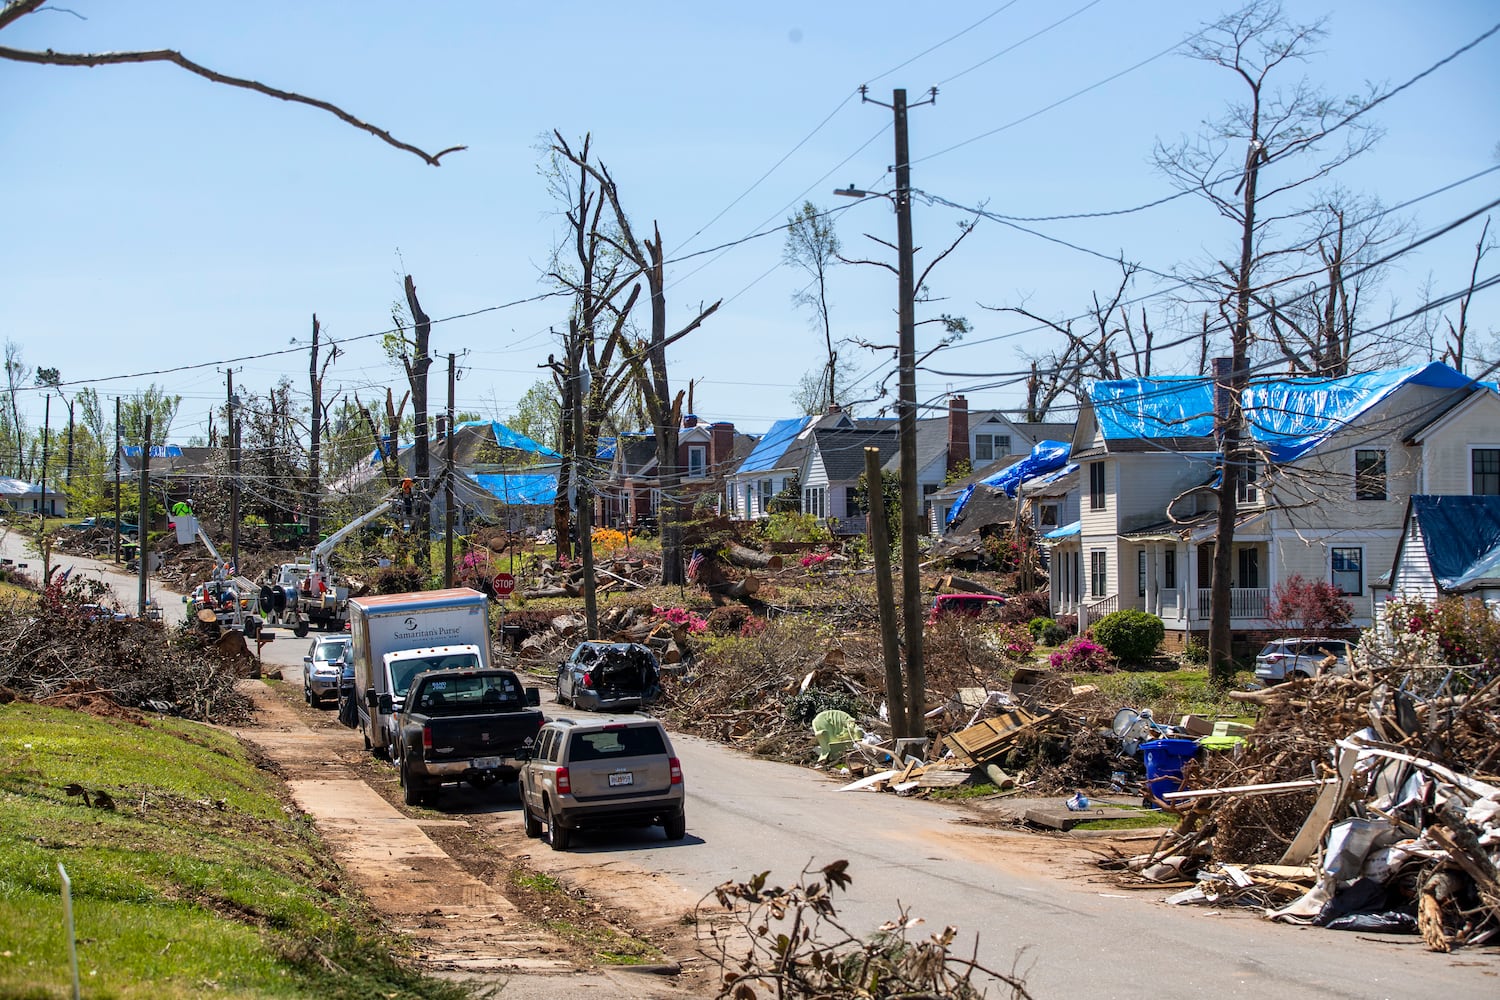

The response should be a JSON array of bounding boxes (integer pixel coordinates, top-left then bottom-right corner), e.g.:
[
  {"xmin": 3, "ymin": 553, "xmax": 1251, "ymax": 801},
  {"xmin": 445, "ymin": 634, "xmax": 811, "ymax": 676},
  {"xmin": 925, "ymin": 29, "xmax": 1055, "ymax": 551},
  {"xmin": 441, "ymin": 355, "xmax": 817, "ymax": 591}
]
[
  {"xmin": 1117, "ymin": 664, "xmax": 1500, "ymax": 952},
  {"xmin": 511, "ymin": 602, "xmax": 695, "ymax": 669},
  {"xmin": 0, "ymin": 595, "xmax": 254, "ymax": 723},
  {"xmin": 523, "ymin": 555, "xmax": 660, "ymax": 599}
]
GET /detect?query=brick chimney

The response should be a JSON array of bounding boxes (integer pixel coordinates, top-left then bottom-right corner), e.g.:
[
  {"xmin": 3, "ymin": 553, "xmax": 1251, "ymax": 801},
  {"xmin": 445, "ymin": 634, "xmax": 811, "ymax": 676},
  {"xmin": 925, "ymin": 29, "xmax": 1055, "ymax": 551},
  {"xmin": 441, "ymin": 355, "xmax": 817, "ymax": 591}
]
[
  {"xmin": 946, "ymin": 394, "xmax": 970, "ymax": 473},
  {"xmin": 710, "ymin": 421, "xmax": 735, "ymax": 469},
  {"xmin": 682, "ymin": 413, "xmax": 698, "ymax": 428}
]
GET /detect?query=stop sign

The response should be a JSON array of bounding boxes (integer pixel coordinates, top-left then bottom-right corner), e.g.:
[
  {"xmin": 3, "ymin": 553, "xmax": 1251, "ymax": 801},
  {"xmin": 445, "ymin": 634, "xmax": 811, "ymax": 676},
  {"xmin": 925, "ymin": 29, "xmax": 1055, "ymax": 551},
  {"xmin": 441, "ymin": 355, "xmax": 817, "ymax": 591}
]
[{"xmin": 492, "ymin": 572, "xmax": 516, "ymax": 598}]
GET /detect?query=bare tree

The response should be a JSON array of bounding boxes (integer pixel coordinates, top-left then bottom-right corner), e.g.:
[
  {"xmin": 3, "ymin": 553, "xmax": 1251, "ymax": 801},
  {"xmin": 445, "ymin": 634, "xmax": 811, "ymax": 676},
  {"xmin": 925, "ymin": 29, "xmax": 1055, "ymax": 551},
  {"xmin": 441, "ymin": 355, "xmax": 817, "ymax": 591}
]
[
  {"xmin": 0, "ymin": 0, "xmax": 462, "ymax": 166},
  {"xmin": 1154, "ymin": 0, "xmax": 1382, "ymax": 679},
  {"xmin": 551, "ymin": 133, "xmax": 721, "ymax": 588},
  {"xmin": 783, "ymin": 201, "xmax": 842, "ymax": 411},
  {"xmin": 1439, "ymin": 216, "xmax": 1494, "ymax": 375},
  {"xmin": 387, "ymin": 276, "xmax": 435, "ymax": 569}
]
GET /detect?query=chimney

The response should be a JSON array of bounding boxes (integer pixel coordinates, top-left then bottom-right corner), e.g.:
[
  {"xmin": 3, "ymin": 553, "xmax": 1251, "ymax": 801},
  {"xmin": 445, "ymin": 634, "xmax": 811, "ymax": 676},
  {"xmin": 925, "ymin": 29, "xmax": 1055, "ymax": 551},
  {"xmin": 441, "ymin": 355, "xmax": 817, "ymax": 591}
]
[
  {"xmin": 946, "ymin": 394, "xmax": 970, "ymax": 473},
  {"xmin": 682, "ymin": 413, "xmax": 698, "ymax": 428},
  {"xmin": 710, "ymin": 422, "xmax": 735, "ymax": 469},
  {"xmin": 1212, "ymin": 356, "xmax": 1234, "ymax": 436},
  {"xmin": 826, "ymin": 402, "xmax": 842, "ymax": 414}
]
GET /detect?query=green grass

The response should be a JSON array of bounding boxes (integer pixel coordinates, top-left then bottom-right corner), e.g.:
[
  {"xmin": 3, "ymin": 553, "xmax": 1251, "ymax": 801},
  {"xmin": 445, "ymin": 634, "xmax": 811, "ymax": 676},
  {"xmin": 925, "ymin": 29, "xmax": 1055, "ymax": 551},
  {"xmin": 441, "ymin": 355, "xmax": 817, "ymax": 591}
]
[
  {"xmin": 511, "ymin": 871, "xmax": 563, "ymax": 894},
  {"xmin": 542, "ymin": 920, "xmax": 663, "ymax": 967},
  {"xmin": 928, "ymin": 782, "xmax": 1003, "ymax": 800},
  {"xmin": 1072, "ymin": 812, "xmax": 1178, "ymax": 831},
  {"xmin": 1069, "ymin": 666, "xmax": 1258, "ymax": 722},
  {"xmin": 0, "ymin": 703, "xmax": 472, "ymax": 999}
]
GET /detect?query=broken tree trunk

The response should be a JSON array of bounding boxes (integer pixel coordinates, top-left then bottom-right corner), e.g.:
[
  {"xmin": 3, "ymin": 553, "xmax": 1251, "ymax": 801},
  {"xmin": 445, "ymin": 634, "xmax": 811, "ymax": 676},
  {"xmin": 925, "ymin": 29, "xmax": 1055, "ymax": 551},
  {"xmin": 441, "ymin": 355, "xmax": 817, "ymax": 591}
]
[
  {"xmin": 936, "ymin": 574, "xmax": 1003, "ymax": 596},
  {"xmin": 725, "ymin": 543, "xmax": 783, "ymax": 570}
]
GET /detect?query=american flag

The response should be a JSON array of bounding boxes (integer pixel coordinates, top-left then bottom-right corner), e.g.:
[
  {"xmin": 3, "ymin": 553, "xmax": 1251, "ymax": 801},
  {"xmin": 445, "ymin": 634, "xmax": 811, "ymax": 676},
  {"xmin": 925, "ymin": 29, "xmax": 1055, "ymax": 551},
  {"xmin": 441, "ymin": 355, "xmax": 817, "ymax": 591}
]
[{"xmin": 686, "ymin": 550, "xmax": 703, "ymax": 581}]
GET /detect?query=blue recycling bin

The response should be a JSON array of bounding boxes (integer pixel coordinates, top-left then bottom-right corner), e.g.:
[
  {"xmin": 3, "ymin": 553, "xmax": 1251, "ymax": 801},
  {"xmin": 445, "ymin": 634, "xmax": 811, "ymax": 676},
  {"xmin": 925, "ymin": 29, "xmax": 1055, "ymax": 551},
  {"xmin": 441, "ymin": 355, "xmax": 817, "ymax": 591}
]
[{"xmin": 1141, "ymin": 738, "xmax": 1200, "ymax": 805}]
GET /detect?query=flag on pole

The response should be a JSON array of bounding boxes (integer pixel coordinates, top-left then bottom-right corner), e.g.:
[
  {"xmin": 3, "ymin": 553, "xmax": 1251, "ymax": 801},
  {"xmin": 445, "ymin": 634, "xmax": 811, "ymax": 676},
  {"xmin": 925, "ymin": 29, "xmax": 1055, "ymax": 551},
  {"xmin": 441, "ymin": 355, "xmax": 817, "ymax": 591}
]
[{"xmin": 686, "ymin": 551, "xmax": 703, "ymax": 581}]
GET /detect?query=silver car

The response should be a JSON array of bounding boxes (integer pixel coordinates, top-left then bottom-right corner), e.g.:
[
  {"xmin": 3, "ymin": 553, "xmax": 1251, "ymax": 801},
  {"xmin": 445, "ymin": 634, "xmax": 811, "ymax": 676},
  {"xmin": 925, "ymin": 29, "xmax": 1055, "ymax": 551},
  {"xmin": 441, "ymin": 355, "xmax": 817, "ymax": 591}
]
[
  {"xmin": 1254, "ymin": 637, "xmax": 1351, "ymax": 685},
  {"xmin": 303, "ymin": 634, "xmax": 353, "ymax": 706},
  {"xmin": 518, "ymin": 715, "xmax": 685, "ymax": 850}
]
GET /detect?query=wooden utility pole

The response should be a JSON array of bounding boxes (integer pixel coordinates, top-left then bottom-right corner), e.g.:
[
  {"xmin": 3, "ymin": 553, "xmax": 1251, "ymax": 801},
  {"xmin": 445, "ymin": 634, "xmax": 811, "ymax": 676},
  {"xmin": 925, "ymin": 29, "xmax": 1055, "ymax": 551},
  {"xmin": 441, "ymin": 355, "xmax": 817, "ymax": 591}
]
[
  {"xmin": 228, "ymin": 372, "xmax": 240, "ymax": 574},
  {"xmin": 308, "ymin": 314, "xmax": 323, "ymax": 542},
  {"xmin": 137, "ymin": 415, "xmax": 151, "ymax": 617},
  {"xmin": 113, "ymin": 397, "xmax": 121, "ymax": 563},
  {"xmin": 39, "ymin": 395, "xmax": 50, "ymax": 581},
  {"xmin": 865, "ymin": 446, "xmax": 907, "ymax": 739},
  {"xmin": 403, "ymin": 275, "xmax": 434, "ymax": 571},
  {"xmin": 444, "ymin": 352, "xmax": 456, "ymax": 588}
]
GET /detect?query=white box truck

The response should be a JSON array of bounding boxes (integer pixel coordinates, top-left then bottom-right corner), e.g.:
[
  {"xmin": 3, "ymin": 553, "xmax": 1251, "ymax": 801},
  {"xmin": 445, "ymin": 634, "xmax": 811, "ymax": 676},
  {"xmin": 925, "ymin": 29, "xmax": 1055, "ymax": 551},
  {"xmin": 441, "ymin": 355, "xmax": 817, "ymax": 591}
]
[{"xmin": 348, "ymin": 588, "xmax": 492, "ymax": 757}]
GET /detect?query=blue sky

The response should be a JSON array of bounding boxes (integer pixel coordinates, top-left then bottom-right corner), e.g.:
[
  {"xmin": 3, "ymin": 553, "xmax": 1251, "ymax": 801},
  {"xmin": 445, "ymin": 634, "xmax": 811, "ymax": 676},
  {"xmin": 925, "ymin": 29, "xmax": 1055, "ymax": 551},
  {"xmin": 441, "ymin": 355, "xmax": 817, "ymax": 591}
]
[{"xmin": 2, "ymin": 1, "xmax": 1496, "ymax": 443}]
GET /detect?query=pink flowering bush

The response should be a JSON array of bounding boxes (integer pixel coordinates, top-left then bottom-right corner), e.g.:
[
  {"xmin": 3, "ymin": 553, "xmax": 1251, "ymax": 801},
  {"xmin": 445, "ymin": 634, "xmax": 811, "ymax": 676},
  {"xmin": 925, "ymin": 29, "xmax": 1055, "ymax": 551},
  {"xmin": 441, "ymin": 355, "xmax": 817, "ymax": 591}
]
[
  {"xmin": 993, "ymin": 623, "xmax": 1035, "ymax": 661},
  {"xmin": 654, "ymin": 605, "xmax": 709, "ymax": 635},
  {"xmin": 1048, "ymin": 636, "xmax": 1114, "ymax": 673},
  {"xmin": 799, "ymin": 549, "xmax": 832, "ymax": 569}
]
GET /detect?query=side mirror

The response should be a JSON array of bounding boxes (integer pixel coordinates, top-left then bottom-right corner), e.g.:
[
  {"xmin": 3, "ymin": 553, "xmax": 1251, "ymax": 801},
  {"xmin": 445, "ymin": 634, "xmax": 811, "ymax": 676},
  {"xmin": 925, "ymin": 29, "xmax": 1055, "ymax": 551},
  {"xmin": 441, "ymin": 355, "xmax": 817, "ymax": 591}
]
[
  {"xmin": 303, "ymin": 656, "xmax": 313, "ymax": 665},
  {"xmin": 180, "ymin": 595, "xmax": 188, "ymax": 604},
  {"xmin": 377, "ymin": 693, "xmax": 394, "ymax": 715},
  {"xmin": 365, "ymin": 689, "xmax": 379, "ymax": 709},
  {"xmin": 525, "ymin": 687, "xmax": 541, "ymax": 707}
]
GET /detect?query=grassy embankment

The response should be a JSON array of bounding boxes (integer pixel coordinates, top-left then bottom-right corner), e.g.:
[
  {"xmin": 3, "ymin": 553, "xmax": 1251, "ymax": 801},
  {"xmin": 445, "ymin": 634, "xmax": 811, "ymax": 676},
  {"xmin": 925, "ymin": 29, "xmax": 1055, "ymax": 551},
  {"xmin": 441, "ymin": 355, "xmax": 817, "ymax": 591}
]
[{"xmin": 0, "ymin": 703, "xmax": 469, "ymax": 1000}]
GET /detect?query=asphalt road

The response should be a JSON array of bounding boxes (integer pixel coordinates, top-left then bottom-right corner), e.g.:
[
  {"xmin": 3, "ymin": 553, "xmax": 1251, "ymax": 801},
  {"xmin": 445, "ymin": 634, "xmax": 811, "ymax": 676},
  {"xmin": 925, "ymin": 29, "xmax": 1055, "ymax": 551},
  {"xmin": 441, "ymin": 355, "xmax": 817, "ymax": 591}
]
[
  {"xmin": 13, "ymin": 534, "xmax": 1497, "ymax": 999},
  {"xmin": 0, "ymin": 527, "xmax": 188, "ymax": 624}
]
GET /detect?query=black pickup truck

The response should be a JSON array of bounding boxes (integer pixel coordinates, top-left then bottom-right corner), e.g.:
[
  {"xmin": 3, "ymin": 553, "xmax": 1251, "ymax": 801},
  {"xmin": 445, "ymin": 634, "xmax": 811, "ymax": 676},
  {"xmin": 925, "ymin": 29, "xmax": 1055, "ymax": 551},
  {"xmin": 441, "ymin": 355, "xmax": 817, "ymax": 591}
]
[{"xmin": 394, "ymin": 668, "xmax": 543, "ymax": 806}]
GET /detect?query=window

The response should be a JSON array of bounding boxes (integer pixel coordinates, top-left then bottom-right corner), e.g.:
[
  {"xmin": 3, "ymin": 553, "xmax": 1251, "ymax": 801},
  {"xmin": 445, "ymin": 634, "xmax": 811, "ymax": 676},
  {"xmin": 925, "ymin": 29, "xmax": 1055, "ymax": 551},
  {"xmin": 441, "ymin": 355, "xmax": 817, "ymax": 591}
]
[
  {"xmin": 1040, "ymin": 503, "xmax": 1059, "ymax": 527},
  {"xmin": 1090, "ymin": 550, "xmax": 1108, "ymax": 598},
  {"xmin": 1474, "ymin": 448, "xmax": 1500, "ymax": 495},
  {"xmin": 687, "ymin": 445, "xmax": 707, "ymax": 478},
  {"xmin": 759, "ymin": 479, "xmax": 773, "ymax": 510},
  {"xmin": 1237, "ymin": 547, "xmax": 1260, "ymax": 589},
  {"xmin": 1355, "ymin": 449, "xmax": 1387, "ymax": 501},
  {"xmin": 974, "ymin": 432, "xmax": 1012, "ymax": 461},
  {"xmin": 1163, "ymin": 549, "xmax": 1177, "ymax": 590},
  {"xmin": 1331, "ymin": 546, "xmax": 1363, "ymax": 596},
  {"xmin": 1236, "ymin": 458, "xmax": 1260, "ymax": 504},
  {"xmin": 802, "ymin": 485, "xmax": 827, "ymax": 519},
  {"xmin": 1089, "ymin": 461, "xmax": 1106, "ymax": 510},
  {"xmin": 1137, "ymin": 550, "xmax": 1147, "ymax": 597},
  {"xmin": 844, "ymin": 490, "xmax": 861, "ymax": 518}
]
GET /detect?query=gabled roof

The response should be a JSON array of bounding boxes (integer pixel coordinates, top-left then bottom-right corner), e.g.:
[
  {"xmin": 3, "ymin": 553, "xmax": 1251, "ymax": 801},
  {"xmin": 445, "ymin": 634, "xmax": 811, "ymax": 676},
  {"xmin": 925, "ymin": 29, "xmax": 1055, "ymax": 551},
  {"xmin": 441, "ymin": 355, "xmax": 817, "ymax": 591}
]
[
  {"xmin": 115, "ymin": 445, "xmax": 223, "ymax": 476},
  {"xmin": 810, "ymin": 427, "xmax": 896, "ymax": 483},
  {"xmin": 734, "ymin": 417, "xmax": 810, "ymax": 475},
  {"xmin": 1406, "ymin": 495, "xmax": 1500, "ymax": 592},
  {"xmin": 452, "ymin": 420, "xmax": 561, "ymax": 458},
  {"xmin": 1090, "ymin": 363, "xmax": 1482, "ymax": 463},
  {"xmin": 944, "ymin": 441, "xmax": 1071, "ymax": 527}
]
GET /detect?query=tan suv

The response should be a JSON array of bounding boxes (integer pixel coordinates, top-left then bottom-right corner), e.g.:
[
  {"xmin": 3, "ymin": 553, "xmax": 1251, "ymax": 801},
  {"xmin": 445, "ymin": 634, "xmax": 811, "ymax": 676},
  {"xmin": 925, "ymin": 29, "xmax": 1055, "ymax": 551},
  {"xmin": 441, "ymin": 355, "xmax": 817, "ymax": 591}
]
[{"xmin": 518, "ymin": 715, "xmax": 686, "ymax": 850}]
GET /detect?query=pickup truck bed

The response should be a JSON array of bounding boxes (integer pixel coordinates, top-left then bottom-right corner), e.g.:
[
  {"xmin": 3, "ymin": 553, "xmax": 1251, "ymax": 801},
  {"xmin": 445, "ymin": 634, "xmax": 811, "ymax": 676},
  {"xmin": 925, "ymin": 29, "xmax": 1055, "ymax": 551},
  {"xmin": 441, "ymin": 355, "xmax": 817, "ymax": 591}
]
[{"xmin": 396, "ymin": 668, "xmax": 542, "ymax": 805}]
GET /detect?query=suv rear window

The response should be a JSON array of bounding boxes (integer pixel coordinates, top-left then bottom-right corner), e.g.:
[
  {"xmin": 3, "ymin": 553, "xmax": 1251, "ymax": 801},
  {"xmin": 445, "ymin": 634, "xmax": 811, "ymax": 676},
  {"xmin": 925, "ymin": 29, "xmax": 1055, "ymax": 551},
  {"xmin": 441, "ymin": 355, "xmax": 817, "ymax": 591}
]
[{"xmin": 568, "ymin": 726, "xmax": 667, "ymax": 761}]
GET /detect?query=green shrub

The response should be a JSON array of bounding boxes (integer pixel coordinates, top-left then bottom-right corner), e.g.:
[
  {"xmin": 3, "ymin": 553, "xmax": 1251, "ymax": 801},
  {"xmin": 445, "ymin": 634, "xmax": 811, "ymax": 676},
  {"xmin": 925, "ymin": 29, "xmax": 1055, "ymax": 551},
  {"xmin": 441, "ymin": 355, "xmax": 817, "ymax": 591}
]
[
  {"xmin": 1041, "ymin": 621, "xmax": 1071, "ymax": 646},
  {"xmin": 1091, "ymin": 609, "xmax": 1165, "ymax": 665},
  {"xmin": 1182, "ymin": 638, "xmax": 1209, "ymax": 664},
  {"xmin": 1027, "ymin": 617, "xmax": 1055, "ymax": 640}
]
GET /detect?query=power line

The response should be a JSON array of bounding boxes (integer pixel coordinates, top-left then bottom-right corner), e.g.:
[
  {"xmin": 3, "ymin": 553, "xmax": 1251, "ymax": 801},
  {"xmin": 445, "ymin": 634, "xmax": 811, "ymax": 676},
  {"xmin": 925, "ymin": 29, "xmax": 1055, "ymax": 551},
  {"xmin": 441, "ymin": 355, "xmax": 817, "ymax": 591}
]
[{"xmin": 933, "ymin": 0, "xmax": 1106, "ymax": 88}]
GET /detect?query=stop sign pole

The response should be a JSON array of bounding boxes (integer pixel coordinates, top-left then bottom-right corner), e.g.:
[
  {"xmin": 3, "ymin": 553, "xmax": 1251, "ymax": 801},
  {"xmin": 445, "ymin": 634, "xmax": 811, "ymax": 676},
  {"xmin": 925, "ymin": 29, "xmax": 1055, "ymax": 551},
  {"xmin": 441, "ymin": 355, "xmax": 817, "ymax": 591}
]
[{"xmin": 493, "ymin": 573, "xmax": 515, "ymax": 658}]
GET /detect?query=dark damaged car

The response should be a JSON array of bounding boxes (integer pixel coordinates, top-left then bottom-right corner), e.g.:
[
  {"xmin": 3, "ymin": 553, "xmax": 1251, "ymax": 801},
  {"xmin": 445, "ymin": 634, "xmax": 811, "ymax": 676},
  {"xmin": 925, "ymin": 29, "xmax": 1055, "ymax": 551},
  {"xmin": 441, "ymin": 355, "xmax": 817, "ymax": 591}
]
[{"xmin": 555, "ymin": 640, "xmax": 662, "ymax": 712}]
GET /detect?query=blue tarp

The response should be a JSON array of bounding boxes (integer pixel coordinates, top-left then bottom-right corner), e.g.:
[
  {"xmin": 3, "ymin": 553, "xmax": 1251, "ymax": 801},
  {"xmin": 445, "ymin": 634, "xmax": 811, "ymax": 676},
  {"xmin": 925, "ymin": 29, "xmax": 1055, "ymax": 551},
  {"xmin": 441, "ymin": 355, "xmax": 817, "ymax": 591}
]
[
  {"xmin": 945, "ymin": 440, "xmax": 1072, "ymax": 528},
  {"xmin": 737, "ymin": 417, "xmax": 812, "ymax": 474},
  {"xmin": 1409, "ymin": 495, "xmax": 1500, "ymax": 591},
  {"xmin": 123, "ymin": 445, "xmax": 184, "ymax": 458},
  {"xmin": 473, "ymin": 473, "xmax": 559, "ymax": 506},
  {"xmin": 455, "ymin": 420, "xmax": 562, "ymax": 458},
  {"xmin": 1043, "ymin": 519, "xmax": 1081, "ymax": 540},
  {"xmin": 1092, "ymin": 363, "xmax": 1484, "ymax": 463}
]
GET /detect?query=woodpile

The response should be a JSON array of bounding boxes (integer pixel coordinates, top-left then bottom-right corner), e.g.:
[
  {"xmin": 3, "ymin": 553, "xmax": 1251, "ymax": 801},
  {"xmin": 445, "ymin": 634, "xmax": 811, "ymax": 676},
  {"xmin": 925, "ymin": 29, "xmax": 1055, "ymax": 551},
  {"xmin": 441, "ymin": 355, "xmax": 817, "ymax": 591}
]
[{"xmin": 1121, "ymin": 661, "xmax": 1500, "ymax": 952}]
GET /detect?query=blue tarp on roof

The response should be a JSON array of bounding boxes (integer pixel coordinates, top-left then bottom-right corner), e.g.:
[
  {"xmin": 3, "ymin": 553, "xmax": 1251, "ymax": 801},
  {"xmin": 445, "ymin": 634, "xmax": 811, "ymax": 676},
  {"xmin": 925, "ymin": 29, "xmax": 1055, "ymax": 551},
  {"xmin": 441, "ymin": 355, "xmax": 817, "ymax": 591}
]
[
  {"xmin": 455, "ymin": 420, "xmax": 561, "ymax": 458},
  {"xmin": 1043, "ymin": 519, "xmax": 1081, "ymax": 540},
  {"xmin": 1092, "ymin": 363, "xmax": 1483, "ymax": 463},
  {"xmin": 123, "ymin": 445, "xmax": 184, "ymax": 458},
  {"xmin": 597, "ymin": 436, "xmax": 617, "ymax": 461},
  {"xmin": 945, "ymin": 440, "xmax": 1071, "ymax": 527},
  {"xmin": 473, "ymin": 473, "xmax": 559, "ymax": 506},
  {"xmin": 1026, "ymin": 461, "xmax": 1080, "ymax": 489},
  {"xmin": 737, "ymin": 417, "xmax": 812, "ymax": 474},
  {"xmin": 1410, "ymin": 495, "xmax": 1500, "ymax": 591}
]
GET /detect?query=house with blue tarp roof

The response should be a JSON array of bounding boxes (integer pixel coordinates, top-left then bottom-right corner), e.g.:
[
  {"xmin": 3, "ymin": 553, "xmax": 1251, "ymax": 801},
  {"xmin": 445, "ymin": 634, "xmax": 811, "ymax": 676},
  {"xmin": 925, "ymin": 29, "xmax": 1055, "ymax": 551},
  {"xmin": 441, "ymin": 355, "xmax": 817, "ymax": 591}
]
[
  {"xmin": 1382, "ymin": 495, "xmax": 1500, "ymax": 608},
  {"xmin": 1038, "ymin": 361, "xmax": 1500, "ymax": 641}
]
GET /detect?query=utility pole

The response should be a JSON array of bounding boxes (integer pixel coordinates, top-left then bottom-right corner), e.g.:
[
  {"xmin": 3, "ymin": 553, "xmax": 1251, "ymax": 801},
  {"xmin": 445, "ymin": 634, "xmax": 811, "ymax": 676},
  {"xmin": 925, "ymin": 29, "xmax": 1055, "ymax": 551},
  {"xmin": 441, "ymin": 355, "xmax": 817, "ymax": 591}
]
[
  {"xmin": 860, "ymin": 85, "xmax": 935, "ymax": 739},
  {"xmin": 40, "ymin": 395, "xmax": 50, "ymax": 581},
  {"xmin": 64, "ymin": 395, "xmax": 74, "ymax": 486},
  {"xmin": 137, "ymin": 415, "xmax": 151, "ymax": 617},
  {"xmin": 113, "ymin": 397, "xmax": 121, "ymax": 563},
  {"xmin": 308, "ymin": 314, "xmax": 323, "ymax": 543},
  {"xmin": 444, "ymin": 352, "xmax": 456, "ymax": 588},
  {"xmin": 227, "ymin": 371, "xmax": 240, "ymax": 574}
]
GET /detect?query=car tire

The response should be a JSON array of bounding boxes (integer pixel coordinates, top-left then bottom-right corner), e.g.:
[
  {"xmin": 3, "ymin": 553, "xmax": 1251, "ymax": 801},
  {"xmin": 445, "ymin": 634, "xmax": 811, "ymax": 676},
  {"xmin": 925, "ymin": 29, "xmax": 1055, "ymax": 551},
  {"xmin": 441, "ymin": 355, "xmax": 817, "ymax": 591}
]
[
  {"xmin": 523, "ymin": 801, "xmax": 542, "ymax": 838},
  {"xmin": 303, "ymin": 683, "xmax": 312, "ymax": 705},
  {"xmin": 1290, "ymin": 670, "xmax": 1311, "ymax": 682},
  {"xmin": 400, "ymin": 757, "xmax": 421, "ymax": 807},
  {"xmin": 556, "ymin": 678, "xmax": 568, "ymax": 707},
  {"xmin": 547, "ymin": 802, "xmax": 571, "ymax": 851},
  {"xmin": 294, "ymin": 621, "xmax": 310, "ymax": 638},
  {"xmin": 663, "ymin": 807, "xmax": 686, "ymax": 841}
]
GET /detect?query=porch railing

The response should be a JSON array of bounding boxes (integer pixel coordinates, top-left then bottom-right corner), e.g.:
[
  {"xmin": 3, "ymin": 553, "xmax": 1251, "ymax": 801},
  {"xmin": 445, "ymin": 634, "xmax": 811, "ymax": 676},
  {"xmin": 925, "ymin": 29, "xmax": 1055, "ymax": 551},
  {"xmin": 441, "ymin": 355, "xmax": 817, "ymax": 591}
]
[{"xmin": 1196, "ymin": 587, "xmax": 1270, "ymax": 619}]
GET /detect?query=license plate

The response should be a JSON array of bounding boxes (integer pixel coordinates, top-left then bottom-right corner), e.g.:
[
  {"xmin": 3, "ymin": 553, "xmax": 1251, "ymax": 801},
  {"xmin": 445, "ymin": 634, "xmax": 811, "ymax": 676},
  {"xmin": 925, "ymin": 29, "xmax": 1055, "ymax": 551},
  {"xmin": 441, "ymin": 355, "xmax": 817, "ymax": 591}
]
[
  {"xmin": 608, "ymin": 772, "xmax": 634, "ymax": 787},
  {"xmin": 472, "ymin": 756, "xmax": 501, "ymax": 770}
]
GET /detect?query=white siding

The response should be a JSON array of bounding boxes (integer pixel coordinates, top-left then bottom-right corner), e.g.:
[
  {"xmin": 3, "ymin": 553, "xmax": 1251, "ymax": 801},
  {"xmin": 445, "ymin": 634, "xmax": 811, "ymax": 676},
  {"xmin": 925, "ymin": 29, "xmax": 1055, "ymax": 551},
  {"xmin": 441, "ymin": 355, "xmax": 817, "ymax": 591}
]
[{"xmin": 1391, "ymin": 520, "xmax": 1440, "ymax": 603}]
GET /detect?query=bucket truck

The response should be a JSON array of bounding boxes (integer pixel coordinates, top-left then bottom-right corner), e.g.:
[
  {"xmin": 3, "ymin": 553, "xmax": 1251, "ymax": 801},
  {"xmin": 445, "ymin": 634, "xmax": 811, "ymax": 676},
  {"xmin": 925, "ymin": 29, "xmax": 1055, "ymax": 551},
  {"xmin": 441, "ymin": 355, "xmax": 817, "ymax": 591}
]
[
  {"xmin": 262, "ymin": 492, "xmax": 400, "ymax": 637},
  {"xmin": 174, "ymin": 515, "xmax": 265, "ymax": 637}
]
